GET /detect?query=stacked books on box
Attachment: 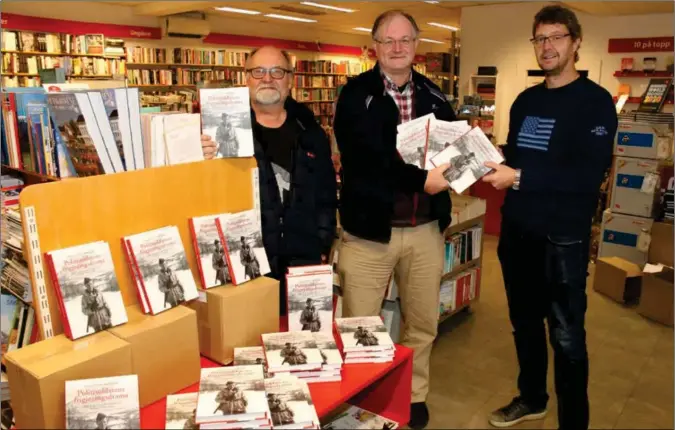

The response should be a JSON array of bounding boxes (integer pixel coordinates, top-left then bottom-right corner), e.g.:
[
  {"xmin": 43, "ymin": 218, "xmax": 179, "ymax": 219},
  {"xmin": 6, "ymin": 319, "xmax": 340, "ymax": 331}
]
[
  {"xmin": 335, "ymin": 317, "xmax": 395, "ymax": 364},
  {"xmin": 262, "ymin": 331, "xmax": 342, "ymax": 383},
  {"xmin": 322, "ymin": 405, "xmax": 399, "ymax": 429},
  {"xmin": 662, "ymin": 189, "xmax": 674, "ymax": 221}
]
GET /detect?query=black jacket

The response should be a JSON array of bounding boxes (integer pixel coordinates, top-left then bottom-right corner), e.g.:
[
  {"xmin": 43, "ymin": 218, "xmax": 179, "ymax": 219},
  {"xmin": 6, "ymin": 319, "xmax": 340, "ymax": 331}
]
[
  {"xmin": 253, "ymin": 97, "xmax": 337, "ymax": 277},
  {"xmin": 333, "ymin": 63, "xmax": 455, "ymax": 243}
]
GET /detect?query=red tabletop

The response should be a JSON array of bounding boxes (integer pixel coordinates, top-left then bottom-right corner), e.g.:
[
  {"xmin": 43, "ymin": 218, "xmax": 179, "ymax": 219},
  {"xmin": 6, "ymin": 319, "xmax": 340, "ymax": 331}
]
[{"xmin": 140, "ymin": 345, "xmax": 413, "ymax": 428}]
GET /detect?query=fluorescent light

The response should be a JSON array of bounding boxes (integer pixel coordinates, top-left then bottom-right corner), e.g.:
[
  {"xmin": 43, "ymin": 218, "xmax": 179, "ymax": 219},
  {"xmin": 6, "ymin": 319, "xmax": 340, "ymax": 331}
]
[
  {"xmin": 300, "ymin": 2, "xmax": 355, "ymax": 12},
  {"xmin": 353, "ymin": 27, "xmax": 372, "ymax": 32},
  {"xmin": 420, "ymin": 38, "xmax": 444, "ymax": 44},
  {"xmin": 214, "ymin": 6, "xmax": 260, "ymax": 15},
  {"xmin": 265, "ymin": 13, "xmax": 317, "ymax": 23},
  {"xmin": 428, "ymin": 22, "xmax": 459, "ymax": 31},
  {"xmin": 424, "ymin": 1, "xmax": 440, "ymax": 3}
]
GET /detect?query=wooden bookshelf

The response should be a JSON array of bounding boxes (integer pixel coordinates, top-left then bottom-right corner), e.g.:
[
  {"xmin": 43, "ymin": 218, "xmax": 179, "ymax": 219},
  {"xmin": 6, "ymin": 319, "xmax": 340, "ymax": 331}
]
[
  {"xmin": 1, "ymin": 50, "xmax": 125, "ymax": 59},
  {"xmin": 1, "ymin": 165, "xmax": 59, "ymax": 185}
]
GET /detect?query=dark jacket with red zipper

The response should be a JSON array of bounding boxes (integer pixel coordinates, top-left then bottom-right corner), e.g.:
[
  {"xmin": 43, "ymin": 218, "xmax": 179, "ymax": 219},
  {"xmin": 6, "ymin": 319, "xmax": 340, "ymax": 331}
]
[{"xmin": 334, "ymin": 62, "xmax": 456, "ymax": 243}]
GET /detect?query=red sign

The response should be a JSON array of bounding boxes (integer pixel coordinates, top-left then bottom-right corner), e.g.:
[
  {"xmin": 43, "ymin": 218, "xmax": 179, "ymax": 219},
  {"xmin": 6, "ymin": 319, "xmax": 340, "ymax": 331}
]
[
  {"xmin": 608, "ymin": 37, "xmax": 674, "ymax": 53},
  {"xmin": 1, "ymin": 13, "xmax": 161, "ymax": 39},
  {"xmin": 204, "ymin": 33, "xmax": 363, "ymax": 56}
]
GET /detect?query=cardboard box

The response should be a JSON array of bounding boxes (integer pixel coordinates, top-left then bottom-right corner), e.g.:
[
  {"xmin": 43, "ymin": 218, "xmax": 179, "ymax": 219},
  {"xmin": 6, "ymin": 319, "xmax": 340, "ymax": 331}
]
[
  {"xmin": 5, "ymin": 332, "xmax": 132, "ymax": 429},
  {"xmin": 610, "ymin": 157, "xmax": 661, "ymax": 218},
  {"xmin": 108, "ymin": 304, "xmax": 200, "ymax": 407},
  {"xmin": 183, "ymin": 292, "xmax": 214, "ymax": 359},
  {"xmin": 593, "ymin": 257, "xmax": 642, "ymax": 304},
  {"xmin": 638, "ymin": 267, "xmax": 674, "ymax": 326},
  {"xmin": 204, "ymin": 276, "xmax": 280, "ymax": 365},
  {"xmin": 598, "ymin": 209, "xmax": 653, "ymax": 266},
  {"xmin": 614, "ymin": 121, "xmax": 672, "ymax": 160},
  {"xmin": 648, "ymin": 222, "xmax": 674, "ymax": 267}
]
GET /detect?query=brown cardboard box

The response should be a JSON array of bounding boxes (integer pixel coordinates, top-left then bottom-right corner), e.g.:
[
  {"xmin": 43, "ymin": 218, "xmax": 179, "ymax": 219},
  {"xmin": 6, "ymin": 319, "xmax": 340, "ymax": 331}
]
[
  {"xmin": 593, "ymin": 257, "xmax": 642, "ymax": 304},
  {"xmin": 183, "ymin": 294, "xmax": 214, "ymax": 359},
  {"xmin": 648, "ymin": 222, "xmax": 674, "ymax": 268},
  {"xmin": 638, "ymin": 267, "xmax": 674, "ymax": 326},
  {"xmin": 108, "ymin": 304, "xmax": 200, "ymax": 406},
  {"xmin": 205, "ymin": 276, "xmax": 280, "ymax": 364},
  {"xmin": 4, "ymin": 332, "xmax": 132, "ymax": 429}
]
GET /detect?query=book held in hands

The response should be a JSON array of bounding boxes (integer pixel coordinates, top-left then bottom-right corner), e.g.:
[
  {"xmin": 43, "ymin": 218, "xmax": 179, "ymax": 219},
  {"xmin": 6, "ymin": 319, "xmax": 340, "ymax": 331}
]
[{"xmin": 199, "ymin": 87, "xmax": 254, "ymax": 158}]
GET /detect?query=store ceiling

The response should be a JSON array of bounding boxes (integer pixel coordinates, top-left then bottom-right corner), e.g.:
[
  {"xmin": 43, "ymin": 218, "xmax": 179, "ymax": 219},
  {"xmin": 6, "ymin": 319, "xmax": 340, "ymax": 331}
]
[{"xmin": 100, "ymin": 1, "xmax": 673, "ymax": 42}]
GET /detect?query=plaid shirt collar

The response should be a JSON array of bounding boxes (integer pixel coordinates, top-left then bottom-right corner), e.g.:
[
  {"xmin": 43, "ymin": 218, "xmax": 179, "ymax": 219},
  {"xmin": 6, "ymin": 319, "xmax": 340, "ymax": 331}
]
[{"xmin": 381, "ymin": 69, "xmax": 414, "ymax": 124}]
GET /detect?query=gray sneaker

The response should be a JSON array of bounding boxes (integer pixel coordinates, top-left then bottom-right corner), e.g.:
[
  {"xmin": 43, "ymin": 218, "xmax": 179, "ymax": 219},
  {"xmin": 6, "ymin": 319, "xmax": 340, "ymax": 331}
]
[{"xmin": 488, "ymin": 397, "xmax": 547, "ymax": 428}]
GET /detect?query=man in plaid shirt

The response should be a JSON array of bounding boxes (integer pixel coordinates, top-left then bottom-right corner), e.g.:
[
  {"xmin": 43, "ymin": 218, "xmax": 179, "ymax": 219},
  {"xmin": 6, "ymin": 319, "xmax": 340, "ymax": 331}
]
[{"xmin": 334, "ymin": 9, "xmax": 458, "ymax": 430}]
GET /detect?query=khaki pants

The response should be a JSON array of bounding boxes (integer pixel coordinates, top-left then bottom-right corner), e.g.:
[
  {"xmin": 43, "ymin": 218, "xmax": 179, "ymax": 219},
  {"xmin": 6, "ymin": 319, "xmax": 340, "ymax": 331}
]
[{"xmin": 337, "ymin": 221, "xmax": 444, "ymax": 403}]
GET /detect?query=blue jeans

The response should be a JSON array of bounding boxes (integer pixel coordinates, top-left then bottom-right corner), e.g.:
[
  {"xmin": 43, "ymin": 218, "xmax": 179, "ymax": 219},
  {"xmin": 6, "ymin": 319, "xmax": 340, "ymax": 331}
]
[{"xmin": 497, "ymin": 219, "xmax": 590, "ymax": 430}]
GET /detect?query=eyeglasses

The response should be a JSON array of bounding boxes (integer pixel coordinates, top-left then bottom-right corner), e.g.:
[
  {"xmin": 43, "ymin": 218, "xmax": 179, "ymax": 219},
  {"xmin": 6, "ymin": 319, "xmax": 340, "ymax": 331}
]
[
  {"xmin": 246, "ymin": 67, "xmax": 293, "ymax": 80},
  {"xmin": 374, "ymin": 37, "xmax": 417, "ymax": 49},
  {"xmin": 530, "ymin": 33, "xmax": 570, "ymax": 46}
]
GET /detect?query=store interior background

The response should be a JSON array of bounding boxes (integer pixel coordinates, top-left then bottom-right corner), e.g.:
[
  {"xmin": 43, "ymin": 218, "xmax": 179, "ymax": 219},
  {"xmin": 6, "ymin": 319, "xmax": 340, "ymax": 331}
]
[{"xmin": 2, "ymin": 1, "xmax": 674, "ymax": 429}]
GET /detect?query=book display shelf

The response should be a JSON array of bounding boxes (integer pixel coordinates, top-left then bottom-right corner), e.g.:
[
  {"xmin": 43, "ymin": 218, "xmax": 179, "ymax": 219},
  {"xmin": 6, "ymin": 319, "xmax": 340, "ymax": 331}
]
[{"xmin": 3, "ymin": 157, "xmax": 414, "ymax": 429}]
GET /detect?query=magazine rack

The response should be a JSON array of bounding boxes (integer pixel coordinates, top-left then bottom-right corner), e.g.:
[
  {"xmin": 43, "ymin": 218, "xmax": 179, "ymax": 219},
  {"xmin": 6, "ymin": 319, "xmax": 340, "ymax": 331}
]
[{"xmin": 19, "ymin": 157, "xmax": 258, "ymax": 339}]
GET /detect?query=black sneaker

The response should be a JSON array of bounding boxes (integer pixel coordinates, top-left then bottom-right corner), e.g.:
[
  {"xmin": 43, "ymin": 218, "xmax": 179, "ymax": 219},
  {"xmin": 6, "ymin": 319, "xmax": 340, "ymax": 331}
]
[
  {"xmin": 488, "ymin": 397, "xmax": 547, "ymax": 428},
  {"xmin": 408, "ymin": 402, "xmax": 430, "ymax": 429}
]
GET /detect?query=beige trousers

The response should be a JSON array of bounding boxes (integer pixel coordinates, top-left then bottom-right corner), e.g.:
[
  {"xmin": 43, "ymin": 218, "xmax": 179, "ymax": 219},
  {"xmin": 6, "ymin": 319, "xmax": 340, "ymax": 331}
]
[{"xmin": 337, "ymin": 221, "xmax": 445, "ymax": 403}]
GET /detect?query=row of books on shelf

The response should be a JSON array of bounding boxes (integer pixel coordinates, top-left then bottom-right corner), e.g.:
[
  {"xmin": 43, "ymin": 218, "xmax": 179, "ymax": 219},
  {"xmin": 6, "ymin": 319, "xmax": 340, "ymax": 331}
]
[
  {"xmin": 1, "ymin": 30, "xmax": 115, "ymax": 57},
  {"xmin": 3, "ymin": 53, "xmax": 125, "ymax": 77},
  {"xmin": 295, "ymin": 60, "xmax": 360, "ymax": 76},
  {"xmin": 292, "ymin": 88, "xmax": 337, "ymax": 103},
  {"xmin": 126, "ymin": 46, "xmax": 248, "ymax": 67},
  {"xmin": 1, "ymin": 84, "xmax": 257, "ymax": 178},
  {"xmin": 127, "ymin": 68, "xmax": 246, "ymax": 87},
  {"xmin": 293, "ymin": 75, "xmax": 344, "ymax": 88},
  {"xmin": 444, "ymin": 226, "xmax": 482, "ymax": 273},
  {"xmin": 440, "ymin": 267, "xmax": 482, "ymax": 318}
]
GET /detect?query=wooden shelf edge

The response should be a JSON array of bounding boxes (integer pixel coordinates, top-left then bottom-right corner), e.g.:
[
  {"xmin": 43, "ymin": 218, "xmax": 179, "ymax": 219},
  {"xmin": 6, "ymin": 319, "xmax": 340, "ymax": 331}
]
[
  {"xmin": 442, "ymin": 258, "xmax": 481, "ymax": 282},
  {"xmin": 1, "ymin": 165, "xmax": 59, "ymax": 184},
  {"xmin": 444, "ymin": 214, "xmax": 485, "ymax": 236},
  {"xmin": 438, "ymin": 298, "xmax": 478, "ymax": 324}
]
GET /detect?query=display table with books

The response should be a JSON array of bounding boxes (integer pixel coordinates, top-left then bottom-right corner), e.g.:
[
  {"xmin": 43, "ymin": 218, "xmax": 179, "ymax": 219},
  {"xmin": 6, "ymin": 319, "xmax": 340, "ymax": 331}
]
[{"xmin": 139, "ymin": 344, "xmax": 413, "ymax": 428}]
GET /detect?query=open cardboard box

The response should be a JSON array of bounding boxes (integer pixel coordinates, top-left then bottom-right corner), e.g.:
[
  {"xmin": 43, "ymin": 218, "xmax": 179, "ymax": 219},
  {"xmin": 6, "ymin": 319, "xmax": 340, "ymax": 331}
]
[
  {"xmin": 593, "ymin": 256, "xmax": 643, "ymax": 304},
  {"xmin": 108, "ymin": 304, "xmax": 201, "ymax": 407},
  {"xmin": 4, "ymin": 331, "xmax": 133, "ymax": 429},
  {"xmin": 637, "ymin": 221, "xmax": 674, "ymax": 326},
  {"xmin": 185, "ymin": 276, "xmax": 280, "ymax": 365}
]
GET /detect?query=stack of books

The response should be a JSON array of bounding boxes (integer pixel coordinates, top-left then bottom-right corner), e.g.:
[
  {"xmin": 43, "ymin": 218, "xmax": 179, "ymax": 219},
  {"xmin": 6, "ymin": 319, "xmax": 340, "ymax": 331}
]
[
  {"xmin": 262, "ymin": 331, "xmax": 340, "ymax": 383},
  {"xmin": 335, "ymin": 316, "xmax": 395, "ymax": 364},
  {"xmin": 264, "ymin": 376, "xmax": 320, "ymax": 429},
  {"xmin": 662, "ymin": 188, "xmax": 674, "ymax": 221},
  {"xmin": 195, "ymin": 365, "xmax": 271, "ymax": 429},
  {"xmin": 234, "ymin": 346, "xmax": 269, "ymax": 378}
]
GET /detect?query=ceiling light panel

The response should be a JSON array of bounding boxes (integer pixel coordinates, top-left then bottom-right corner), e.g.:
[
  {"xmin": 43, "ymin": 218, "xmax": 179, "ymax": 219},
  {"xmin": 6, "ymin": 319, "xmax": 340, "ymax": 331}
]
[
  {"xmin": 214, "ymin": 6, "xmax": 261, "ymax": 15},
  {"xmin": 428, "ymin": 22, "xmax": 459, "ymax": 31},
  {"xmin": 420, "ymin": 38, "xmax": 444, "ymax": 44},
  {"xmin": 300, "ymin": 2, "xmax": 356, "ymax": 13},
  {"xmin": 265, "ymin": 13, "xmax": 318, "ymax": 23},
  {"xmin": 353, "ymin": 27, "xmax": 372, "ymax": 32}
]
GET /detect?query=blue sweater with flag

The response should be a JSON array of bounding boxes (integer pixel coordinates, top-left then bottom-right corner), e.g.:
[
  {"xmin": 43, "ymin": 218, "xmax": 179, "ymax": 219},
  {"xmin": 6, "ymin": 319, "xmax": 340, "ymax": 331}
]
[{"xmin": 501, "ymin": 76, "xmax": 618, "ymax": 239}]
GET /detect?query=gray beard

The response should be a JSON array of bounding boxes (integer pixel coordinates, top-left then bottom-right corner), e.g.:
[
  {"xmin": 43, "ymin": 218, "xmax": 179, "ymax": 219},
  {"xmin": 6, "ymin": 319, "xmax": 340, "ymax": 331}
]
[{"xmin": 255, "ymin": 88, "xmax": 281, "ymax": 105}]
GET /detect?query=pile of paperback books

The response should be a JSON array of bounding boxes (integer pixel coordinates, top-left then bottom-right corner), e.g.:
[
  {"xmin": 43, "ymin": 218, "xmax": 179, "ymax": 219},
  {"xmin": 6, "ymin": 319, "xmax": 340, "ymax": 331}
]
[
  {"xmin": 335, "ymin": 316, "xmax": 395, "ymax": 364},
  {"xmin": 262, "ymin": 330, "xmax": 343, "ymax": 383}
]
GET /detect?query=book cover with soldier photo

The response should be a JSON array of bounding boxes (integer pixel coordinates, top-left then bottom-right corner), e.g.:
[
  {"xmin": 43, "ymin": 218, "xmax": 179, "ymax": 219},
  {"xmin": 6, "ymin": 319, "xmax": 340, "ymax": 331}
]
[
  {"xmin": 125, "ymin": 226, "xmax": 199, "ymax": 315},
  {"xmin": 425, "ymin": 117, "xmax": 471, "ymax": 170},
  {"xmin": 261, "ymin": 331, "xmax": 323, "ymax": 372},
  {"xmin": 430, "ymin": 126, "xmax": 504, "ymax": 194},
  {"xmin": 65, "ymin": 374, "xmax": 140, "ymax": 430},
  {"xmin": 264, "ymin": 377, "xmax": 319, "ymax": 429},
  {"xmin": 335, "ymin": 316, "xmax": 395, "ymax": 352},
  {"xmin": 215, "ymin": 210, "xmax": 270, "ymax": 286},
  {"xmin": 195, "ymin": 365, "xmax": 268, "ymax": 424},
  {"xmin": 189, "ymin": 214, "xmax": 231, "ymax": 289},
  {"xmin": 395, "ymin": 115, "xmax": 430, "ymax": 169},
  {"xmin": 46, "ymin": 241, "xmax": 128, "ymax": 340},
  {"xmin": 165, "ymin": 392, "xmax": 198, "ymax": 430},
  {"xmin": 234, "ymin": 346, "xmax": 270, "ymax": 378},
  {"xmin": 286, "ymin": 270, "xmax": 333, "ymax": 333},
  {"xmin": 199, "ymin": 87, "xmax": 254, "ymax": 158}
]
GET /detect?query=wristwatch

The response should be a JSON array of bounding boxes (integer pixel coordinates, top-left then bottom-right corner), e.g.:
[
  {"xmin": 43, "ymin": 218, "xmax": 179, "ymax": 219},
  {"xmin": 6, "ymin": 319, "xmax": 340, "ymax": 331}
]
[{"xmin": 512, "ymin": 169, "xmax": 522, "ymax": 190}]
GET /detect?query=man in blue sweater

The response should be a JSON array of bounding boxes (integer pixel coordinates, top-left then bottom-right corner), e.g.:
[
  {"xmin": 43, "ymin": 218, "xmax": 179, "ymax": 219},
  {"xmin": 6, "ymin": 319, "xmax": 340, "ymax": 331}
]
[{"xmin": 481, "ymin": 5, "xmax": 618, "ymax": 430}]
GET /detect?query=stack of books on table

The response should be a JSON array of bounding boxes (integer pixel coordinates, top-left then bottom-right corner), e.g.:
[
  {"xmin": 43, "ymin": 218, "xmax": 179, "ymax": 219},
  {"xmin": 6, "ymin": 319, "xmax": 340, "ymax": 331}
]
[
  {"xmin": 234, "ymin": 346, "xmax": 270, "ymax": 378},
  {"xmin": 264, "ymin": 375, "xmax": 321, "ymax": 429},
  {"xmin": 195, "ymin": 365, "xmax": 272, "ymax": 429},
  {"xmin": 261, "ymin": 331, "xmax": 341, "ymax": 383},
  {"xmin": 335, "ymin": 316, "xmax": 395, "ymax": 364}
]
